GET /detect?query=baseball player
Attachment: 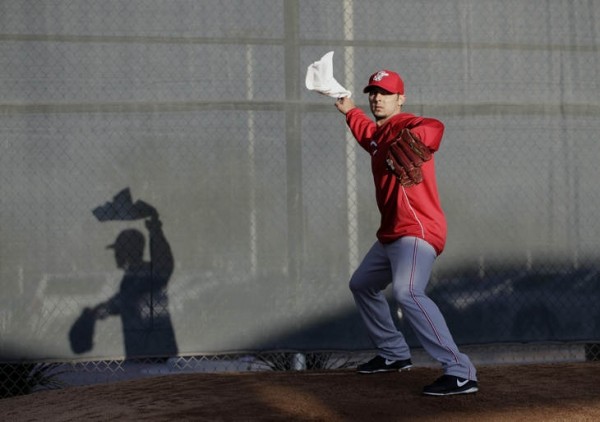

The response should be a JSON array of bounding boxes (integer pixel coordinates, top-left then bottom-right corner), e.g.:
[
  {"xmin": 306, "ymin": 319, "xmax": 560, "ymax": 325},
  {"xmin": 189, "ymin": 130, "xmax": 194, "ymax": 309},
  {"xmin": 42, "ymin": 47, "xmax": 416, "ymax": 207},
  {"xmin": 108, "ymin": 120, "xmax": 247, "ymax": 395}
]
[{"xmin": 335, "ymin": 70, "xmax": 478, "ymax": 396}]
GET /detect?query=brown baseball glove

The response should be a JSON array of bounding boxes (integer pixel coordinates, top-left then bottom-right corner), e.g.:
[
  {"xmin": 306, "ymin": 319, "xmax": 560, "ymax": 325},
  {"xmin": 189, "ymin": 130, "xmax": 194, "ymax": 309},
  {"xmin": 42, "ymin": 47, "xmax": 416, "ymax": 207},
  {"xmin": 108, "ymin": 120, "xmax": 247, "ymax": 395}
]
[{"xmin": 385, "ymin": 128, "xmax": 433, "ymax": 187}]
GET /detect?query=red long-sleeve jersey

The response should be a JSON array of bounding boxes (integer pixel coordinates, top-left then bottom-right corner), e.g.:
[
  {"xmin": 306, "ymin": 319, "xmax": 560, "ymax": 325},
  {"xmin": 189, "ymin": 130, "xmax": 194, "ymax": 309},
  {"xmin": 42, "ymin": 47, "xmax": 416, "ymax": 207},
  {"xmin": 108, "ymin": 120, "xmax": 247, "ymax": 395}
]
[{"xmin": 345, "ymin": 108, "xmax": 447, "ymax": 255}]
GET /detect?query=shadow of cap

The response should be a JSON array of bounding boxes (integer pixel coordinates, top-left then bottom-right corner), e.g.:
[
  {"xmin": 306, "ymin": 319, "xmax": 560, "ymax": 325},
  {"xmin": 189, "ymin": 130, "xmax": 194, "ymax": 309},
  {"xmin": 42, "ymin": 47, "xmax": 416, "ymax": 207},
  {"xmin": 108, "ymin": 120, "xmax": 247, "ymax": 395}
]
[{"xmin": 106, "ymin": 229, "xmax": 145, "ymax": 251}]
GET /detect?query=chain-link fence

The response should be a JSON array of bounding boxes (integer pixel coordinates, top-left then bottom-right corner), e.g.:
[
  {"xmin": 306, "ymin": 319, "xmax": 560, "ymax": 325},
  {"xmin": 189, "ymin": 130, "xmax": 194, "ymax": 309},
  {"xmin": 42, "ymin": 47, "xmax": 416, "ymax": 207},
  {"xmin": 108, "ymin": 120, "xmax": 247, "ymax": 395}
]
[{"xmin": 2, "ymin": 0, "xmax": 600, "ymax": 397}]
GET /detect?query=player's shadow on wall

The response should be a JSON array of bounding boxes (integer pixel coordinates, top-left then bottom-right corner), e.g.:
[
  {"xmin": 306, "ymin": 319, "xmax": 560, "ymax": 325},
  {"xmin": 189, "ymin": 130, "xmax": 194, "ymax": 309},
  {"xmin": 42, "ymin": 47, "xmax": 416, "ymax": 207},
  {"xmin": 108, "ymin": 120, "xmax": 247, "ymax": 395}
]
[{"xmin": 69, "ymin": 188, "xmax": 178, "ymax": 359}]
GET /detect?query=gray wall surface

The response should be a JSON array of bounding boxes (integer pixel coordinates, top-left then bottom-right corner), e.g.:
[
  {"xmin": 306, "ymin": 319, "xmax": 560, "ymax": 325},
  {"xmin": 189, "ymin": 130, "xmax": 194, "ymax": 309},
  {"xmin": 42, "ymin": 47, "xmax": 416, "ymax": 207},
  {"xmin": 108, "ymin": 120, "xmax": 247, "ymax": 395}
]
[{"xmin": 1, "ymin": 0, "xmax": 599, "ymax": 361}]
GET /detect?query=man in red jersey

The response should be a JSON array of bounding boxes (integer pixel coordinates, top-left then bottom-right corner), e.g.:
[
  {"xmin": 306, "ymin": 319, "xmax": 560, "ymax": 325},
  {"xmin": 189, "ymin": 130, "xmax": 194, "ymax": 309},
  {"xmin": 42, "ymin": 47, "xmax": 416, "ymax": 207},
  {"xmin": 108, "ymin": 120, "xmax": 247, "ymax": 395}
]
[{"xmin": 335, "ymin": 70, "xmax": 478, "ymax": 396}]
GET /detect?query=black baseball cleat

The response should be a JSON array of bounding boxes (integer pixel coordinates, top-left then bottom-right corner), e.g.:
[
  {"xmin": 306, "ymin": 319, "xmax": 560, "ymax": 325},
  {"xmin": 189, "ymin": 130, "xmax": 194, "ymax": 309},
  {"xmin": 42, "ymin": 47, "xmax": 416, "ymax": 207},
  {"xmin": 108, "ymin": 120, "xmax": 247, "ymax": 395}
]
[
  {"xmin": 356, "ymin": 355, "xmax": 413, "ymax": 374},
  {"xmin": 422, "ymin": 375, "xmax": 479, "ymax": 396}
]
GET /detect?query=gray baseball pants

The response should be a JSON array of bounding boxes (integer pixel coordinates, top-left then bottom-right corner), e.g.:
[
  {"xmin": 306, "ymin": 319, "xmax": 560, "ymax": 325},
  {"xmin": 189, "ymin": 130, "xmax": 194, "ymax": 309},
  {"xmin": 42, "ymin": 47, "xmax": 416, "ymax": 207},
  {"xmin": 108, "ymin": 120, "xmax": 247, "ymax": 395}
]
[{"xmin": 349, "ymin": 236, "xmax": 477, "ymax": 381}]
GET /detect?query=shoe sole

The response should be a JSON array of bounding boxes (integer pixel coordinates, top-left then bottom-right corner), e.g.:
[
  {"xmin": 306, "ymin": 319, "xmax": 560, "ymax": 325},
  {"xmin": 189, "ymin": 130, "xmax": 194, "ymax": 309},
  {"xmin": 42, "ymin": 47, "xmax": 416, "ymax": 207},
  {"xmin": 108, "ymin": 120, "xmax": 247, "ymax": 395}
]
[
  {"xmin": 423, "ymin": 386, "xmax": 479, "ymax": 396},
  {"xmin": 357, "ymin": 365, "xmax": 413, "ymax": 374}
]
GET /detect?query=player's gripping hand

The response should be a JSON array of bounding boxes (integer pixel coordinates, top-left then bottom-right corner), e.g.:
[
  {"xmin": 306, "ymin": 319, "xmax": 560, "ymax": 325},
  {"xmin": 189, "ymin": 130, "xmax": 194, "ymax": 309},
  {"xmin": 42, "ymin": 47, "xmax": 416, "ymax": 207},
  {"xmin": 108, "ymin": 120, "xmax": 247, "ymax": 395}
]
[
  {"xmin": 385, "ymin": 128, "xmax": 432, "ymax": 187},
  {"xmin": 335, "ymin": 97, "xmax": 356, "ymax": 115}
]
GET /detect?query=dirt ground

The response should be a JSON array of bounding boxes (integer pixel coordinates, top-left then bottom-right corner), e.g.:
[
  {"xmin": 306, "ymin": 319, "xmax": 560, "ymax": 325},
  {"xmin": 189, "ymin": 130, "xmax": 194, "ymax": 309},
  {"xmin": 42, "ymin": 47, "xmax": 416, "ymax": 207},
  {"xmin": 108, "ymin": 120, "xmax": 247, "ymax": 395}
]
[{"xmin": 1, "ymin": 362, "xmax": 600, "ymax": 421}]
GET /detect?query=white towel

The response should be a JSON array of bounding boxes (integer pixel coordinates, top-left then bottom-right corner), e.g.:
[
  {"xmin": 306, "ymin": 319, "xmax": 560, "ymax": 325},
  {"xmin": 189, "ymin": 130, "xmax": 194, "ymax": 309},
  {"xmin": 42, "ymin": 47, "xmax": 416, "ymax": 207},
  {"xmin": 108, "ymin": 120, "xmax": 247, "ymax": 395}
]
[{"xmin": 305, "ymin": 51, "xmax": 351, "ymax": 98}]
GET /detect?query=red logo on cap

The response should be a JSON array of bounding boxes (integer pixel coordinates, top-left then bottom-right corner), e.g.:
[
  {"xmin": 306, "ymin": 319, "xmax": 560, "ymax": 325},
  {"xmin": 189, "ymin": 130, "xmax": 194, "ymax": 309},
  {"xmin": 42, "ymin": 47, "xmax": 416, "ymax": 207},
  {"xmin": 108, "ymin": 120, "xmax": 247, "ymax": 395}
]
[{"xmin": 372, "ymin": 71, "xmax": 390, "ymax": 82}]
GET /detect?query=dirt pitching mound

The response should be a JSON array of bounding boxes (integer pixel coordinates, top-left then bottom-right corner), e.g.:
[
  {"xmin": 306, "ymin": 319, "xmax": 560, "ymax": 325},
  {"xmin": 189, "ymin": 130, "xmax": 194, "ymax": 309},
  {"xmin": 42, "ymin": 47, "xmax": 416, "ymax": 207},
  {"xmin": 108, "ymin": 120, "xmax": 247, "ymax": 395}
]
[{"xmin": 1, "ymin": 362, "xmax": 599, "ymax": 421}]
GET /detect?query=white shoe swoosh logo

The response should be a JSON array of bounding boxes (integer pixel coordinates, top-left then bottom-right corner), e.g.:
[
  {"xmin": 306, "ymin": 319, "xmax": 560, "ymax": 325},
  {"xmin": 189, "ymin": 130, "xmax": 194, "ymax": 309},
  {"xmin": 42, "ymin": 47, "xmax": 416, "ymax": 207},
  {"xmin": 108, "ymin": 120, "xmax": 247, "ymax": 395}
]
[
  {"xmin": 385, "ymin": 359, "xmax": 396, "ymax": 365},
  {"xmin": 457, "ymin": 379, "xmax": 469, "ymax": 387}
]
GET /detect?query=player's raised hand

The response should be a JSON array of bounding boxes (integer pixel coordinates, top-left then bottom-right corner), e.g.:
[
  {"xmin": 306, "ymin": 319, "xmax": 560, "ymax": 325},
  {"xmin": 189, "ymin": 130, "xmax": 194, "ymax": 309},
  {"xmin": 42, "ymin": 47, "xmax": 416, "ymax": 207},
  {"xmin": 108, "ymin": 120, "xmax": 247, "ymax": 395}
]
[{"xmin": 335, "ymin": 97, "xmax": 356, "ymax": 115}]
